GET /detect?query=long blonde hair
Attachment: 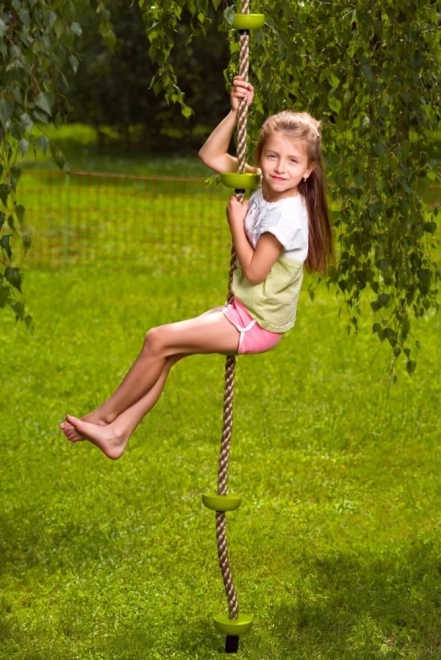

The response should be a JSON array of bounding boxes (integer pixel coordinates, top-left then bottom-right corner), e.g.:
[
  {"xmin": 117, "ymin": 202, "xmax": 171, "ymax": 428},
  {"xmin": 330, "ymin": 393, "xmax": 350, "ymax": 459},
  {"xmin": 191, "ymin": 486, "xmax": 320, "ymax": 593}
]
[{"xmin": 256, "ymin": 111, "xmax": 334, "ymax": 274}]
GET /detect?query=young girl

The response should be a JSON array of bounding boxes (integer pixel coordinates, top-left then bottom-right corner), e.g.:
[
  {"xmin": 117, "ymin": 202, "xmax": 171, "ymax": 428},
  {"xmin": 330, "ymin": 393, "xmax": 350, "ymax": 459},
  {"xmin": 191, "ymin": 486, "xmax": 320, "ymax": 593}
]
[{"xmin": 60, "ymin": 76, "xmax": 334, "ymax": 459}]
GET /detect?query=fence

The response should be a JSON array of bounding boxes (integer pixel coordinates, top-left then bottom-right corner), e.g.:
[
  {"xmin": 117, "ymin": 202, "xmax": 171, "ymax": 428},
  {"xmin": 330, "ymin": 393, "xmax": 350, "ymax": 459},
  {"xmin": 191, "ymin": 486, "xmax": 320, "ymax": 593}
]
[
  {"xmin": 20, "ymin": 170, "xmax": 441, "ymax": 274},
  {"xmin": 20, "ymin": 170, "xmax": 233, "ymax": 273}
]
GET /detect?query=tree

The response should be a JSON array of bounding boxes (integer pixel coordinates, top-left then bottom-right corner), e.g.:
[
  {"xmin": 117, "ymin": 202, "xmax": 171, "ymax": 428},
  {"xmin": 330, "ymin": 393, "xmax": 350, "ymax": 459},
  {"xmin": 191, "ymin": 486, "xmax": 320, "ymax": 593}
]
[
  {"xmin": 139, "ymin": 0, "xmax": 440, "ymax": 373},
  {"xmin": 1, "ymin": 0, "xmax": 439, "ymax": 374},
  {"xmin": 66, "ymin": 0, "xmax": 229, "ymax": 152},
  {"xmin": 0, "ymin": 0, "xmax": 113, "ymax": 324},
  {"xmin": 65, "ymin": 0, "xmax": 156, "ymax": 146},
  {"xmin": 0, "ymin": 0, "xmax": 226, "ymax": 328}
]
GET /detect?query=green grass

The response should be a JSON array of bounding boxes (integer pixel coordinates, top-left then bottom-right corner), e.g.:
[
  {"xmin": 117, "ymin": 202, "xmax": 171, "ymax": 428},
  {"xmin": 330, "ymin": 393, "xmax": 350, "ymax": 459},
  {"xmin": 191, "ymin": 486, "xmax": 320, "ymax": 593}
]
[
  {"xmin": 1, "ymin": 264, "xmax": 441, "ymax": 659},
  {"xmin": 19, "ymin": 124, "xmax": 231, "ymax": 270},
  {"xmin": 22, "ymin": 123, "xmax": 210, "ymax": 177},
  {"xmin": 4, "ymin": 123, "xmax": 441, "ymax": 657},
  {"xmin": 19, "ymin": 169, "xmax": 230, "ymax": 270}
]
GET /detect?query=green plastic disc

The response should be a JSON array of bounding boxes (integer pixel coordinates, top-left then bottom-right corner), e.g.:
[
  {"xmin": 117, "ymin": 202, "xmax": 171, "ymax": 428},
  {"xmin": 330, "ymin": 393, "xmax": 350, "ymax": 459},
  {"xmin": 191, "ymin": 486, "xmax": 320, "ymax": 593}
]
[
  {"xmin": 221, "ymin": 173, "xmax": 260, "ymax": 190},
  {"xmin": 202, "ymin": 493, "xmax": 242, "ymax": 512},
  {"xmin": 232, "ymin": 14, "xmax": 265, "ymax": 30},
  {"xmin": 213, "ymin": 613, "xmax": 253, "ymax": 636}
]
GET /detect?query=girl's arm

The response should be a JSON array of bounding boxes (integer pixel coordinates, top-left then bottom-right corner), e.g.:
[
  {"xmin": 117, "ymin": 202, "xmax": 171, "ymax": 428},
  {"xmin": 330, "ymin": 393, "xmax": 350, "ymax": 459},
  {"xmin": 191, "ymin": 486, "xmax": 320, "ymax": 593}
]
[
  {"xmin": 226, "ymin": 197, "xmax": 283, "ymax": 285},
  {"xmin": 198, "ymin": 77, "xmax": 257, "ymax": 174}
]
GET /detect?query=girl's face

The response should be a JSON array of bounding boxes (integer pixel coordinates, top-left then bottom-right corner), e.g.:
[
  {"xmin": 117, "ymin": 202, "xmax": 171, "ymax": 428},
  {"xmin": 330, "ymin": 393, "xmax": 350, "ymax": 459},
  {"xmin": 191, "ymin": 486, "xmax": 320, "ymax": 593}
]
[{"xmin": 259, "ymin": 133, "xmax": 315, "ymax": 202}]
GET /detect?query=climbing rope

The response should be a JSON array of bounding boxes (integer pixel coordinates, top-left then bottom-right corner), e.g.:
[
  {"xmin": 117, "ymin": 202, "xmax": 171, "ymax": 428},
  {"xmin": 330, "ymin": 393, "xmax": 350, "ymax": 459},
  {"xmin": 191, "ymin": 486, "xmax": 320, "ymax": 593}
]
[
  {"xmin": 202, "ymin": 2, "xmax": 264, "ymax": 653},
  {"xmin": 235, "ymin": 0, "xmax": 250, "ymax": 178},
  {"xmin": 215, "ymin": 0, "xmax": 251, "ymax": 623}
]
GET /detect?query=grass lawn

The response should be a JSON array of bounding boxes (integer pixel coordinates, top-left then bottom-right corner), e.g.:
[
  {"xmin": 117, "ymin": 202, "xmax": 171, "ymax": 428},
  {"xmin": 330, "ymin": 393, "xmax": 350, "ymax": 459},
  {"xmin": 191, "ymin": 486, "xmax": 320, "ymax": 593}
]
[
  {"xmin": 1, "ymin": 262, "xmax": 440, "ymax": 659},
  {"xmin": 2, "ymin": 123, "xmax": 440, "ymax": 657},
  {"xmin": 19, "ymin": 123, "xmax": 234, "ymax": 271},
  {"xmin": 21, "ymin": 123, "xmax": 209, "ymax": 177},
  {"xmin": 19, "ymin": 169, "xmax": 230, "ymax": 271}
]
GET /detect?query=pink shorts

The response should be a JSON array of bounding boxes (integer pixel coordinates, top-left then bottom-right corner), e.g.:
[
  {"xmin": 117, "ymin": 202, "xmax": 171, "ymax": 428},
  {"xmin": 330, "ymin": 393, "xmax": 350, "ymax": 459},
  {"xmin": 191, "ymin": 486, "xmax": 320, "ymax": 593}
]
[{"xmin": 223, "ymin": 299, "xmax": 283, "ymax": 355}]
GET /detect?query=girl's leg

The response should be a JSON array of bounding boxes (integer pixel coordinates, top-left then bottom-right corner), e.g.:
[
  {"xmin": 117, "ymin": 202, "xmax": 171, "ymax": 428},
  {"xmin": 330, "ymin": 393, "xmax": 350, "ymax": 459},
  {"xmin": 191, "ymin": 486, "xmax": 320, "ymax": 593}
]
[
  {"xmin": 61, "ymin": 308, "xmax": 240, "ymax": 458},
  {"xmin": 62, "ymin": 355, "xmax": 183, "ymax": 459},
  {"xmin": 77, "ymin": 308, "xmax": 239, "ymax": 423},
  {"xmin": 60, "ymin": 352, "xmax": 184, "ymax": 441}
]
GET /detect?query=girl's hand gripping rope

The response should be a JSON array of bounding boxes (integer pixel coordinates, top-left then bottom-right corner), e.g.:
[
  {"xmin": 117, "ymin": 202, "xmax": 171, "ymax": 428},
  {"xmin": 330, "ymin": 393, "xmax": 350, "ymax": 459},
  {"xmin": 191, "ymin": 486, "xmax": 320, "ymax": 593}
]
[
  {"xmin": 230, "ymin": 76, "xmax": 254, "ymax": 112},
  {"xmin": 226, "ymin": 195, "xmax": 249, "ymax": 233}
]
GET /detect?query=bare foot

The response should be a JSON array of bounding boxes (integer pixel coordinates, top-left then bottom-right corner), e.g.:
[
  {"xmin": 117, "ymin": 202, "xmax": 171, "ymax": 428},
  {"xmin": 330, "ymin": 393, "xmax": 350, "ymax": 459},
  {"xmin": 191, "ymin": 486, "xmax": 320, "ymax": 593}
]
[
  {"xmin": 59, "ymin": 411, "xmax": 108, "ymax": 442},
  {"xmin": 63, "ymin": 414, "xmax": 128, "ymax": 460}
]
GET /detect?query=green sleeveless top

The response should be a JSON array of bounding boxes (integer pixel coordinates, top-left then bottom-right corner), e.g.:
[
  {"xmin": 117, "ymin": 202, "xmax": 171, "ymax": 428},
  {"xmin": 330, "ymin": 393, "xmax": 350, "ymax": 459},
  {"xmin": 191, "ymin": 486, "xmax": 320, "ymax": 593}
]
[{"xmin": 232, "ymin": 255, "xmax": 304, "ymax": 333}]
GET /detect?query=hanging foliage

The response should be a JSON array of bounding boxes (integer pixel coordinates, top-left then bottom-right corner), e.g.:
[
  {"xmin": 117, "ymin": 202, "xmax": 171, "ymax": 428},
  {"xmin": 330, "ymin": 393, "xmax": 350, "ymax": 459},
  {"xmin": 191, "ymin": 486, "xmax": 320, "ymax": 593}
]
[
  {"xmin": 0, "ymin": 0, "xmax": 114, "ymax": 324},
  {"xmin": 139, "ymin": 0, "xmax": 440, "ymax": 373},
  {"xmin": 1, "ymin": 0, "xmax": 439, "ymax": 374}
]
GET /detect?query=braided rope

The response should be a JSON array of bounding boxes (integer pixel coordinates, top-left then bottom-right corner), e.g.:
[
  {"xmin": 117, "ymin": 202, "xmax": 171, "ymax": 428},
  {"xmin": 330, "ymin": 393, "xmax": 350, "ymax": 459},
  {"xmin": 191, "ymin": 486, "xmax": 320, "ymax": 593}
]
[
  {"xmin": 216, "ymin": 510, "xmax": 239, "ymax": 619},
  {"xmin": 215, "ymin": 0, "xmax": 250, "ymax": 622}
]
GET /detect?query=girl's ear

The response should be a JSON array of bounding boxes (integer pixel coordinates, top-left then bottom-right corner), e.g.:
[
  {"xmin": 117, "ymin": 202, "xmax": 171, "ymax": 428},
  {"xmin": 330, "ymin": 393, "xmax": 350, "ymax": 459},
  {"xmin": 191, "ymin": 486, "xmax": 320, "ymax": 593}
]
[{"xmin": 303, "ymin": 161, "xmax": 316, "ymax": 181}]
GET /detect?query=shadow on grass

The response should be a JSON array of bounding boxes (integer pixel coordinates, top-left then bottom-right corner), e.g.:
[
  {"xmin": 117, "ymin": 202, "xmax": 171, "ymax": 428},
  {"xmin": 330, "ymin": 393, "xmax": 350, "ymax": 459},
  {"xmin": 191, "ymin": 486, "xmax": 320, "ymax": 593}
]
[
  {"xmin": 105, "ymin": 538, "xmax": 441, "ymax": 658},
  {"xmin": 270, "ymin": 539, "xmax": 441, "ymax": 658},
  {"xmin": 97, "ymin": 616, "xmax": 224, "ymax": 659},
  {"xmin": 2, "ymin": 506, "xmax": 441, "ymax": 658},
  {"xmin": 0, "ymin": 509, "xmax": 125, "ymax": 577}
]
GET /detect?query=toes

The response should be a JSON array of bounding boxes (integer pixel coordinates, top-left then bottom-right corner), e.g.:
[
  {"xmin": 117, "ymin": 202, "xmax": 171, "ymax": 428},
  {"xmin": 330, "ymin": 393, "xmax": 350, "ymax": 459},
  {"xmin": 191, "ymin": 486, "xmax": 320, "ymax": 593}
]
[
  {"xmin": 60, "ymin": 422, "xmax": 74, "ymax": 432},
  {"xmin": 60, "ymin": 421, "xmax": 83, "ymax": 443},
  {"xmin": 66, "ymin": 414, "xmax": 80, "ymax": 425}
]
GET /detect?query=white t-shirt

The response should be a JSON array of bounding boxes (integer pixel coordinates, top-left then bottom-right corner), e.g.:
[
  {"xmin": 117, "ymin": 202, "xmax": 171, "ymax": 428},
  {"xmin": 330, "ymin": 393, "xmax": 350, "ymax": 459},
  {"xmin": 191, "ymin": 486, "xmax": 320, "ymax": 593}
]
[
  {"xmin": 244, "ymin": 188, "xmax": 309, "ymax": 263},
  {"xmin": 231, "ymin": 188, "xmax": 309, "ymax": 333}
]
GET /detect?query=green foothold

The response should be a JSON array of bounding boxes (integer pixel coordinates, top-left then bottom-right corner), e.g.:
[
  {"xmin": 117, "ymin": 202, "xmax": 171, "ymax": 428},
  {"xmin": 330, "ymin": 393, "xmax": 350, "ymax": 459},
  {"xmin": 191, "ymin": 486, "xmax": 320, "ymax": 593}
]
[
  {"xmin": 232, "ymin": 14, "xmax": 265, "ymax": 30},
  {"xmin": 213, "ymin": 613, "xmax": 253, "ymax": 636},
  {"xmin": 202, "ymin": 493, "xmax": 242, "ymax": 512},
  {"xmin": 221, "ymin": 173, "xmax": 260, "ymax": 190}
]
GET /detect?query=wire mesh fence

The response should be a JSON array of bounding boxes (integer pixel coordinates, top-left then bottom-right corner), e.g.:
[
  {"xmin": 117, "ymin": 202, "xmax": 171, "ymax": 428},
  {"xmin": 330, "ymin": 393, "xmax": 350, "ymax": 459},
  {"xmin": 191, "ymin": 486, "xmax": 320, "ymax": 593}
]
[
  {"xmin": 19, "ymin": 170, "xmax": 441, "ymax": 276},
  {"xmin": 20, "ymin": 170, "xmax": 233, "ymax": 274}
]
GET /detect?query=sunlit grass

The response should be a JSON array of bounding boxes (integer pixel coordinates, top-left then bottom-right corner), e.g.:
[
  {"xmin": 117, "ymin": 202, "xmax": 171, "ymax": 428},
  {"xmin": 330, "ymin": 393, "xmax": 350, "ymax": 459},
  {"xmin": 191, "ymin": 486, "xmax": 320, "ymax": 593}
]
[
  {"xmin": 21, "ymin": 123, "xmax": 209, "ymax": 177},
  {"xmin": 0, "ymin": 263, "xmax": 440, "ymax": 659},
  {"xmin": 2, "ymin": 123, "xmax": 440, "ymax": 658}
]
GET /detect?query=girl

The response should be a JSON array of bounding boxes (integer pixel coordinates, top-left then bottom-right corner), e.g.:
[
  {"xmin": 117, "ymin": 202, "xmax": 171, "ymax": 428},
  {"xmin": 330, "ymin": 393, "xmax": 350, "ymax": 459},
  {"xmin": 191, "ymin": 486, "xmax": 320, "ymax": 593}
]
[{"xmin": 60, "ymin": 76, "xmax": 334, "ymax": 459}]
